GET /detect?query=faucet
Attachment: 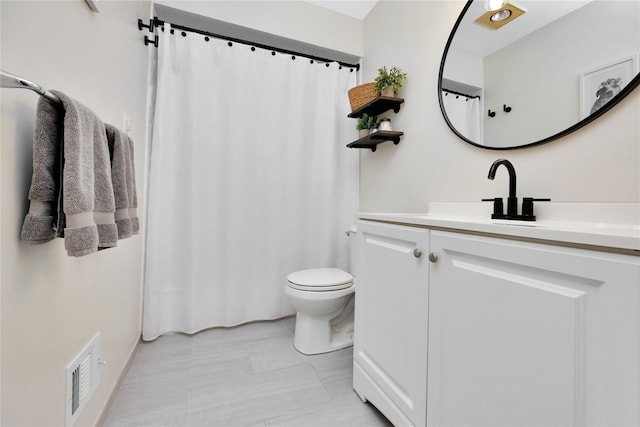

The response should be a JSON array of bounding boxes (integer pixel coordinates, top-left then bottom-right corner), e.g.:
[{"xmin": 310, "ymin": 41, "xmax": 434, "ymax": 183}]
[
  {"xmin": 487, "ymin": 158, "xmax": 518, "ymax": 216},
  {"xmin": 483, "ymin": 158, "xmax": 550, "ymax": 221}
]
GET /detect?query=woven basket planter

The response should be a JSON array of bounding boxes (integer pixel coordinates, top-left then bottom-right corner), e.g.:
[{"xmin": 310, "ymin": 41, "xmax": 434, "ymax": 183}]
[{"xmin": 348, "ymin": 82, "xmax": 377, "ymax": 112}]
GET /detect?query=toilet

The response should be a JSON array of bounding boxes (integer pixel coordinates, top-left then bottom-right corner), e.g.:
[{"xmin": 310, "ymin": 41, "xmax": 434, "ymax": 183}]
[{"xmin": 285, "ymin": 228, "xmax": 357, "ymax": 355}]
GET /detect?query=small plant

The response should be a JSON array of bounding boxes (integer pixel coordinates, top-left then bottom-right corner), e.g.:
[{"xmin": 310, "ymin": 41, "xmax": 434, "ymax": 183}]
[
  {"xmin": 374, "ymin": 66, "xmax": 408, "ymax": 94},
  {"xmin": 356, "ymin": 113, "xmax": 375, "ymax": 131}
]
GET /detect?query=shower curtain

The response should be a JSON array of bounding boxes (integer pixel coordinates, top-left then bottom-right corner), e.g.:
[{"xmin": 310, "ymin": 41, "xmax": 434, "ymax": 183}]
[
  {"xmin": 442, "ymin": 91, "xmax": 481, "ymax": 144},
  {"xmin": 142, "ymin": 24, "xmax": 358, "ymax": 341}
]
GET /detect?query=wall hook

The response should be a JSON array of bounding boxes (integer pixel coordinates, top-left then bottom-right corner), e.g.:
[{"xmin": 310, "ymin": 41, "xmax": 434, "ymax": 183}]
[
  {"xmin": 503, "ymin": 104, "xmax": 512, "ymax": 113},
  {"xmin": 137, "ymin": 18, "xmax": 154, "ymax": 33},
  {"xmin": 488, "ymin": 109, "xmax": 496, "ymax": 117},
  {"xmin": 144, "ymin": 35, "xmax": 159, "ymax": 48}
]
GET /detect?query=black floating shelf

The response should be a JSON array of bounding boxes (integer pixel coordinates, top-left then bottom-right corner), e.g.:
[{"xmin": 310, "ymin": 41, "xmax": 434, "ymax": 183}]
[
  {"xmin": 347, "ymin": 96, "xmax": 405, "ymax": 119},
  {"xmin": 347, "ymin": 131, "xmax": 404, "ymax": 152}
]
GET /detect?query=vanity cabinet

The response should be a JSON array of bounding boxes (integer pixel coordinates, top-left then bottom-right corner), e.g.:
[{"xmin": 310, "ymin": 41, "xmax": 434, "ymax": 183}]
[
  {"xmin": 353, "ymin": 220, "xmax": 429, "ymax": 426},
  {"xmin": 427, "ymin": 230, "xmax": 640, "ymax": 426},
  {"xmin": 354, "ymin": 220, "xmax": 640, "ymax": 427}
]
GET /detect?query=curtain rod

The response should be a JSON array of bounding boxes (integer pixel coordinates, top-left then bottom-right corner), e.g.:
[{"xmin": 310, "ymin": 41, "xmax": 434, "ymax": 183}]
[
  {"xmin": 0, "ymin": 69, "xmax": 61, "ymax": 105},
  {"xmin": 442, "ymin": 88, "xmax": 480, "ymax": 99},
  {"xmin": 138, "ymin": 17, "xmax": 360, "ymax": 71}
]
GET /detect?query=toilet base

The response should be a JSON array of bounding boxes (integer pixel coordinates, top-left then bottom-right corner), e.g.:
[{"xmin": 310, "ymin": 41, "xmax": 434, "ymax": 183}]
[
  {"xmin": 293, "ymin": 313, "xmax": 354, "ymax": 355},
  {"xmin": 292, "ymin": 294, "xmax": 355, "ymax": 355}
]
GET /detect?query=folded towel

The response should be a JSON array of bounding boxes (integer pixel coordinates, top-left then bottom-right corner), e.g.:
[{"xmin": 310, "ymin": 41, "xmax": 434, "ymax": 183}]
[
  {"xmin": 105, "ymin": 124, "xmax": 139, "ymax": 239},
  {"xmin": 21, "ymin": 97, "xmax": 62, "ymax": 244},
  {"xmin": 21, "ymin": 92, "xmax": 135, "ymax": 256},
  {"xmin": 50, "ymin": 90, "xmax": 118, "ymax": 256},
  {"xmin": 126, "ymin": 133, "xmax": 140, "ymax": 235}
]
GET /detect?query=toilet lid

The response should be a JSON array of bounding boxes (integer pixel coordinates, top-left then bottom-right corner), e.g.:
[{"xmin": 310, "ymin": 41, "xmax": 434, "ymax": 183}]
[{"xmin": 287, "ymin": 268, "xmax": 354, "ymax": 291}]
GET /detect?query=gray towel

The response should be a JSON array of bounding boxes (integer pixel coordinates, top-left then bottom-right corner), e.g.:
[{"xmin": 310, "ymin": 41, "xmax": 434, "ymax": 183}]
[
  {"xmin": 126, "ymin": 132, "xmax": 140, "ymax": 235},
  {"xmin": 20, "ymin": 96, "xmax": 61, "ymax": 244},
  {"xmin": 21, "ymin": 91, "xmax": 118, "ymax": 256},
  {"xmin": 105, "ymin": 124, "xmax": 139, "ymax": 239}
]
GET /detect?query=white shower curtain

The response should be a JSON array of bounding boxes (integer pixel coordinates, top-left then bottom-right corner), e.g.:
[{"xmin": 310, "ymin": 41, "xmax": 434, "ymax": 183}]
[
  {"xmin": 142, "ymin": 25, "xmax": 358, "ymax": 341},
  {"xmin": 442, "ymin": 91, "xmax": 481, "ymax": 144}
]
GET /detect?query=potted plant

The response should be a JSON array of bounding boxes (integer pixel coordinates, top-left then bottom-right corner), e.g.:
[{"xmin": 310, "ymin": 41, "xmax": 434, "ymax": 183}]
[
  {"xmin": 374, "ymin": 66, "xmax": 407, "ymax": 97},
  {"xmin": 356, "ymin": 113, "xmax": 375, "ymax": 138}
]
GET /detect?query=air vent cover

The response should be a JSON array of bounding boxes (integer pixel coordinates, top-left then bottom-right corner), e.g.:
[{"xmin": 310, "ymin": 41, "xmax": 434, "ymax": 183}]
[{"xmin": 66, "ymin": 333, "xmax": 101, "ymax": 426}]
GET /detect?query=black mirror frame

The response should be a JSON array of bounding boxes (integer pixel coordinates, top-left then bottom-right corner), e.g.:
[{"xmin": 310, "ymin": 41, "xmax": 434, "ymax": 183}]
[{"xmin": 438, "ymin": 0, "xmax": 640, "ymax": 150}]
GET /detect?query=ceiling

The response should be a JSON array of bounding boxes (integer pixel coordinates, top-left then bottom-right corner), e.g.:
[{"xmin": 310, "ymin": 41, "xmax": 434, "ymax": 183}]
[
  {"xmin": 306, "ymin": 1, "xmax": 593, "ymax": 56},
  {"xmin": 305, "ymin": 0, "xmax": 378, "ymax": 20}
]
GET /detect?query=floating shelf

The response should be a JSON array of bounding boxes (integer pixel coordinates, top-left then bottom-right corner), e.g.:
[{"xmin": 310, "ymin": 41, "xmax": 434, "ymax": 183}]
[
  {"xmin": 348, "ymin": 96, "xmax": 405, "ymax": 119},
  {"xmin": 347, "ymin": 131, "xmax": 404, "ymax": 152}
]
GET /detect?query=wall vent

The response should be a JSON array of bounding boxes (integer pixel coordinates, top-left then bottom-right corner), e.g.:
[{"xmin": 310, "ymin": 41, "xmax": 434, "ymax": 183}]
[{"xmin": 66, "ymin": 333, "xmax": 101, "ymax": 427}]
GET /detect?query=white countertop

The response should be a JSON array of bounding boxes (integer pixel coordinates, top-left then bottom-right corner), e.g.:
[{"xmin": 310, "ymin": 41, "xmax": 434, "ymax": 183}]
[{"xmin": 359, "ymin": 203, "xmax": 640, "ymax": 252}]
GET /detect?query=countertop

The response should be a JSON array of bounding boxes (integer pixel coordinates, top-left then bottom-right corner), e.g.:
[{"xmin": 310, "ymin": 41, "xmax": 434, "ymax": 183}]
[{"xmin": 359, "ymin": 202, "xmax": 640, "ymax": 253}]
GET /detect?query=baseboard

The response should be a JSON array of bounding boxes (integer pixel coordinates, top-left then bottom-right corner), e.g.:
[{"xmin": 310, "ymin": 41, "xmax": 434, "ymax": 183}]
[{"xmin": 94, "ymin": 336, "xmax": 140, "ymax": 426}]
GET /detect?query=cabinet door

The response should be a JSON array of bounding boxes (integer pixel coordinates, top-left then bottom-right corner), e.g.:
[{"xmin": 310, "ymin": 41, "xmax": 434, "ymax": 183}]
[
  {"xmin": 427, "ymin": 230, "xmax": 640, "ymax": 427},
  {"xmin": 353, "ymin": 220, "xmax": 429, "ymax": 426}
]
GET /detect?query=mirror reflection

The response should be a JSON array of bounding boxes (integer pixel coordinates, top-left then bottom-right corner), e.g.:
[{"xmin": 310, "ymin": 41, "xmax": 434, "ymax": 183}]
[{"xmin": 440, "ymin": 0, "xmax": 640, "ymax": 149}]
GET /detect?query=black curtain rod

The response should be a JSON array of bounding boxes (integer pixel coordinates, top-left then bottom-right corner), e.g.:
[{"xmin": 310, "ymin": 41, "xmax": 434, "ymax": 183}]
[
  {"xmin": 139, "ymin": 17, "xmax": 360, "ymax": 71},
  {"xmin": 442, "ymin": 88, "xmax": 480, "ymax": 99}
]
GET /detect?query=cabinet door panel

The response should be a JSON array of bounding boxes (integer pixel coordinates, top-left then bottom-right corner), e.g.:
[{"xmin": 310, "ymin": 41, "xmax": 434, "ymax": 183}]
[
  {"xmin": 427, "ymin": 231, "xmax": 640, "ymax": 427},
  {"xmin": 354, "ymin": 221, "xmax": 429, "ymax": 426}
]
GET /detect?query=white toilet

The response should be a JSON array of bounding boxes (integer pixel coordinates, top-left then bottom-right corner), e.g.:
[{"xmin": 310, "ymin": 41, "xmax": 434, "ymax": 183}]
[{"xmin": 285, "ymin": 228, "xmax": 357, "ymax": 355}]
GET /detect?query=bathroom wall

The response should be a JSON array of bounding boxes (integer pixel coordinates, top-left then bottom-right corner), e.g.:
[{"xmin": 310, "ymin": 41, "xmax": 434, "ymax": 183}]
[
  {"xmin": 0, "ymin": 1, "xmax": 150, "ymax": 425},
  {"xmin": 360, "ymin": 0, "xmax": 640, "ymax": 212}
]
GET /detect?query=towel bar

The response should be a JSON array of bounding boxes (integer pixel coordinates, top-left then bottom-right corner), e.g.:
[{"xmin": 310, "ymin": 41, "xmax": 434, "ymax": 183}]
[{"xmin": 0, "ymin": 69, "xmax": 60, "ymax": 105}]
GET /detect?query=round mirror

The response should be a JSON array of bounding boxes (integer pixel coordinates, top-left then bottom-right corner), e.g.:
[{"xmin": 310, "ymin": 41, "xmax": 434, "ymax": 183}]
[{"xmin": 439, "ymin": 0, "xmax": 640, "ymax": 149}]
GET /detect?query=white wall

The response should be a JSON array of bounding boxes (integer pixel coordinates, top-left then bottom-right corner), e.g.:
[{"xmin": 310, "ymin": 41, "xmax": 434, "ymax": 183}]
[
  {"xmin": 360, "ymin": 0, "xmax": 640, "ymax": 212},
  {"xmin": 443, "ymin": 50, "xmax": 483, "ymax": 90},
  {"xmin": 0, "ymin": 1, "xmax": 150, "ymax": 425}
]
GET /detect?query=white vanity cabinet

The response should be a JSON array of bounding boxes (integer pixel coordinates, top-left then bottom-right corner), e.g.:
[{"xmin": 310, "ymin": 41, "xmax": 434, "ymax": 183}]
[
  {"xmin": 427, "ymin": 230, "xmax": 640, "ymax": 426},
  {"xmin": 354, "ymin": 218, "xmax": 640, "ymax": 427},
  {"xmin": 353, "ymin": 220, "xmax": 430, "ymax": 426}
]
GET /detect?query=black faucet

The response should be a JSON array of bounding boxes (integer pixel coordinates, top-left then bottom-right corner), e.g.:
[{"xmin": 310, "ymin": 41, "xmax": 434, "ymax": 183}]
[
  {"xmin": 487, "ymin": 159, "xmax": 518, "ymax": 216},
  {"xmin": 483, "ymin": 159, "xmax": 550, "ymax": 221}
]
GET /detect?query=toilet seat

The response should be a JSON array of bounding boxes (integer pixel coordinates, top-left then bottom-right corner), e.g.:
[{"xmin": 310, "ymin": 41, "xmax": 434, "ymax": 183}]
[{"xmin": 287, "ymin": 268, "xmax": 354, "ymax": 292}]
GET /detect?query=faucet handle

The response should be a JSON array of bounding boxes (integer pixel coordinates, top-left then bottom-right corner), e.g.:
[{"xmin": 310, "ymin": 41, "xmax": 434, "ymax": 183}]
[
  {"xmin": 482, "ymin": 197, "xmax": 504, "ymax": 218},
  {"xmin": 522, "ymin": 197, "xmax": 551, "ymax": 219}
]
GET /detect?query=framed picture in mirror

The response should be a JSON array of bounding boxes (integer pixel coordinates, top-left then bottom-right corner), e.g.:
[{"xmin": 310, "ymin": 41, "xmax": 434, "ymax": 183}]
[{"xmin": 580, "ymin": 55, "xmax": 638, "ymax": 119}]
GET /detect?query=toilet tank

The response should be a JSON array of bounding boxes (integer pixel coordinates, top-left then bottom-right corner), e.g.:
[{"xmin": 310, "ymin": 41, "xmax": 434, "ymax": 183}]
[{"xmin": 347, "ymin": 225, "xmax": 358, "ymax": 278}]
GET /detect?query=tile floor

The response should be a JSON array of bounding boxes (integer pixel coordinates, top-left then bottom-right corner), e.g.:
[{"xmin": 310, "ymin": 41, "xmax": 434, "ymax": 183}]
[{"xmin": 103, "ymin": 316, "xmax": 392, "ymax": 426}]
